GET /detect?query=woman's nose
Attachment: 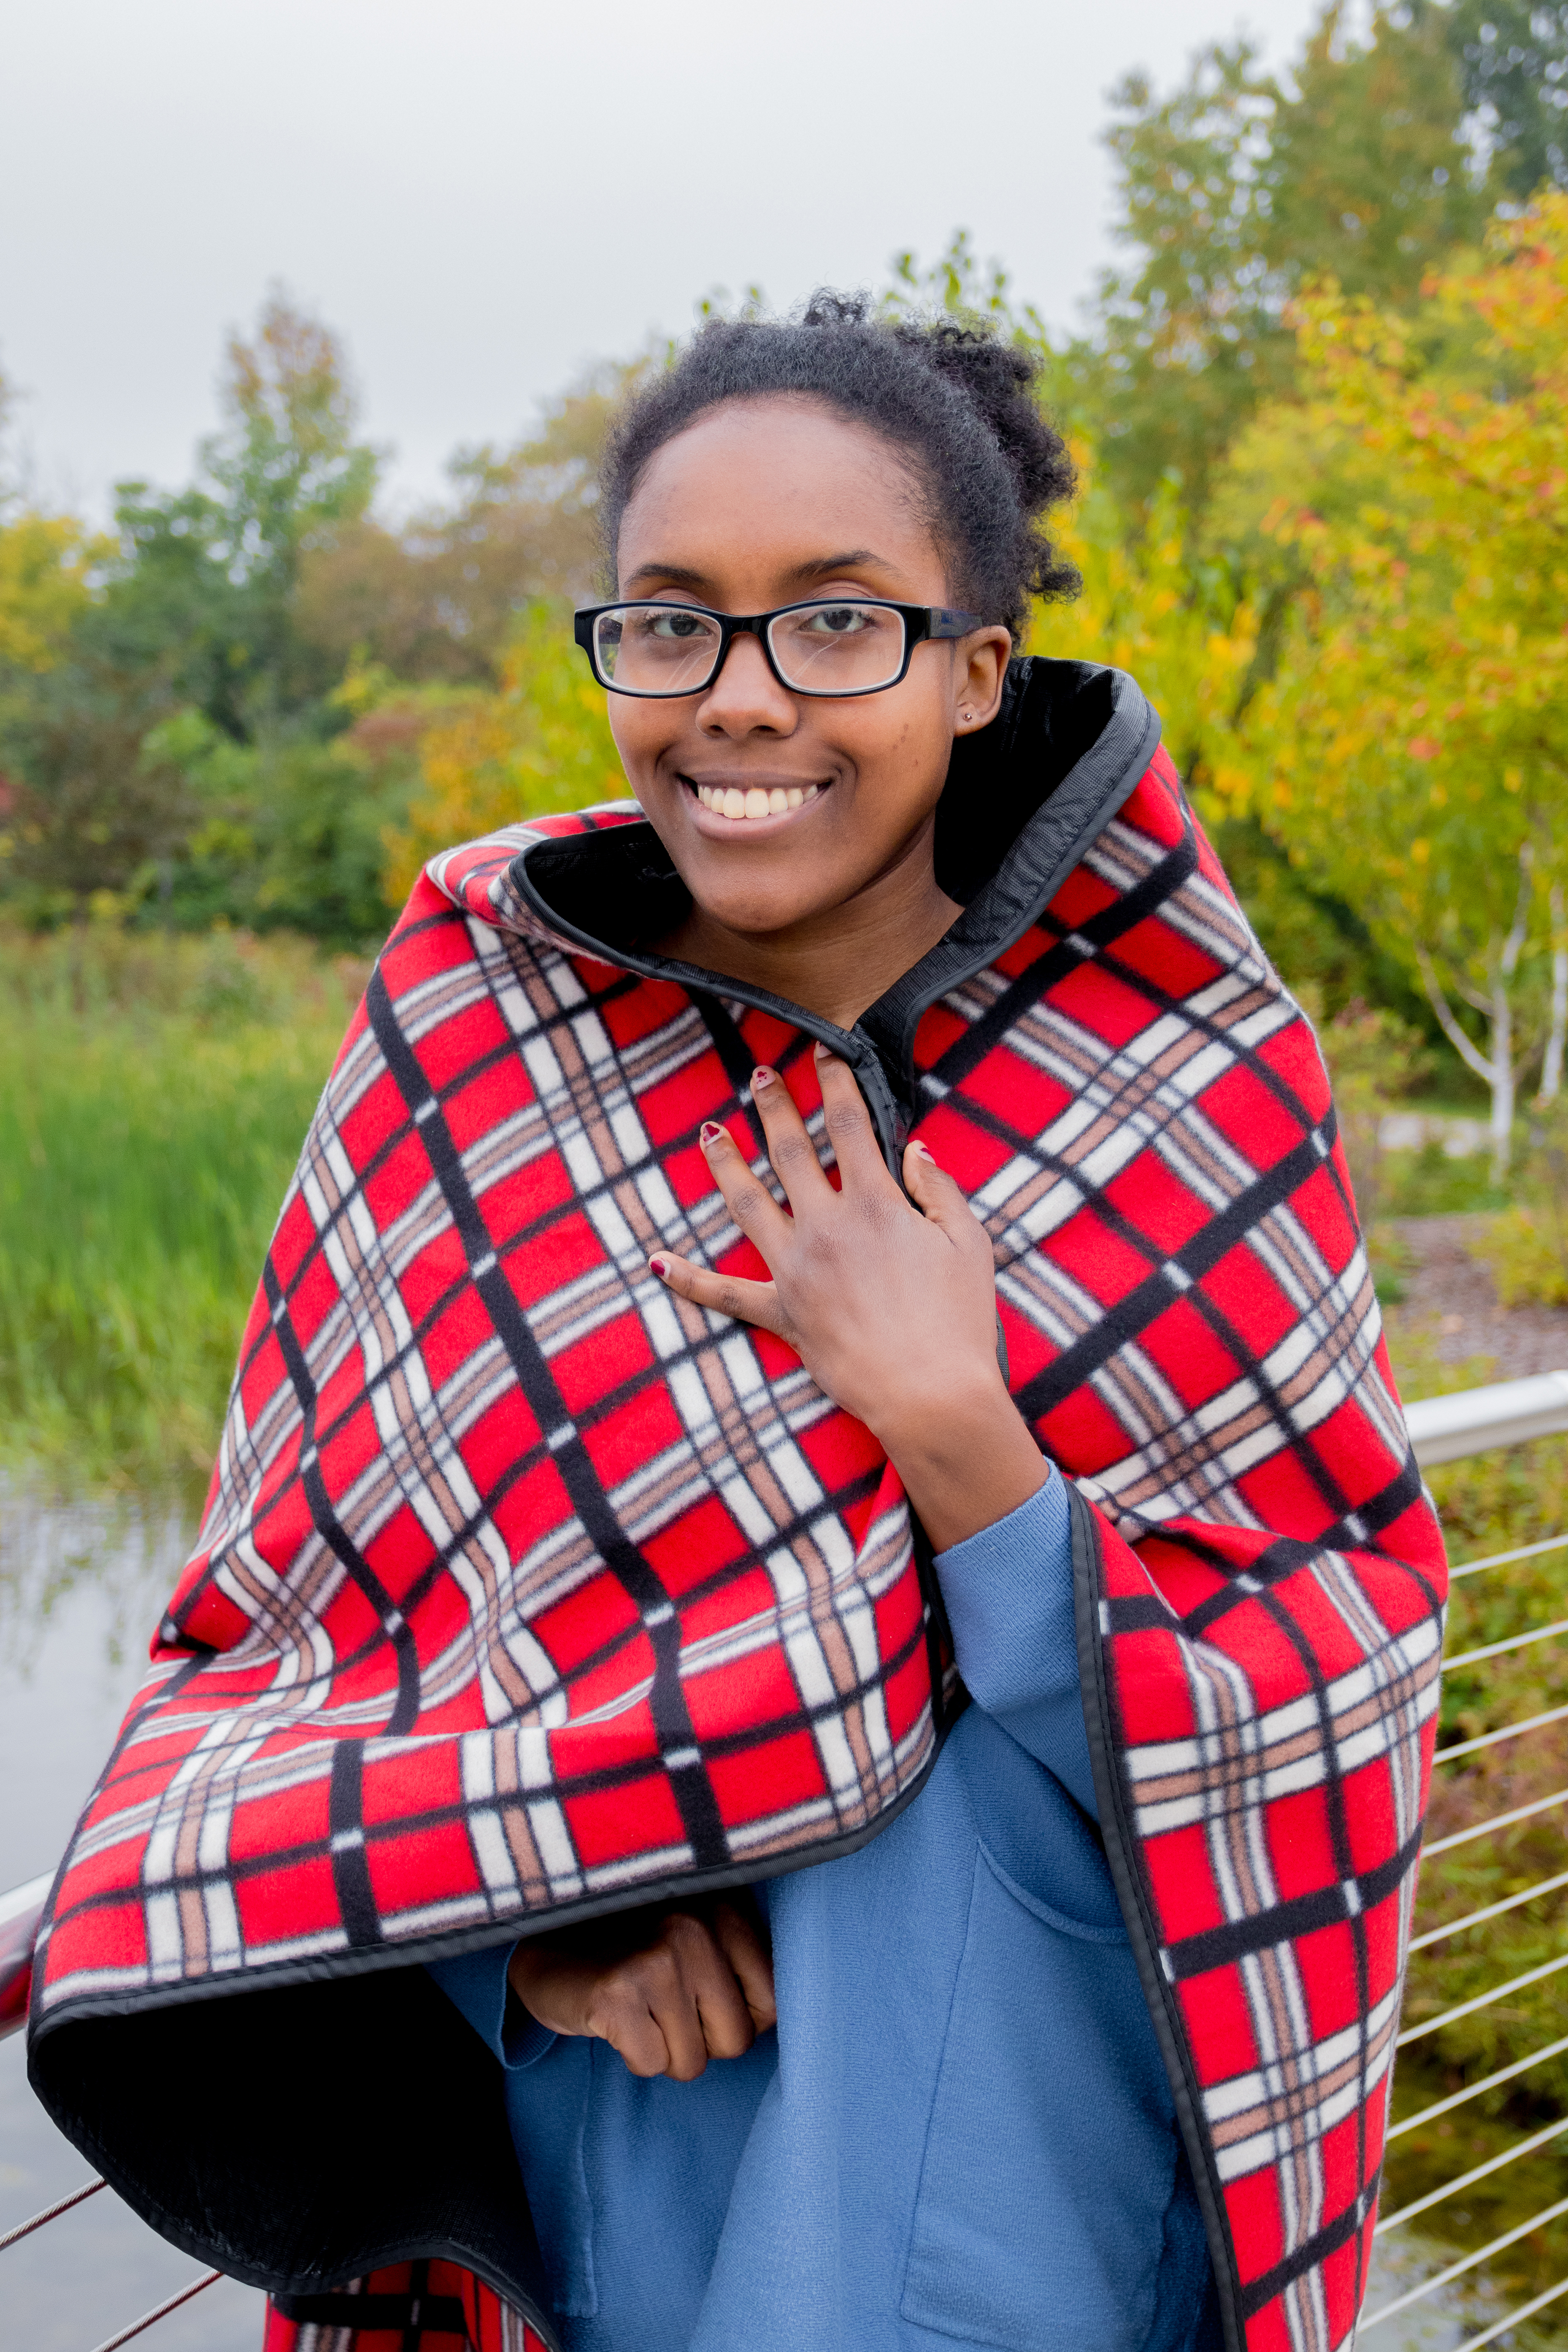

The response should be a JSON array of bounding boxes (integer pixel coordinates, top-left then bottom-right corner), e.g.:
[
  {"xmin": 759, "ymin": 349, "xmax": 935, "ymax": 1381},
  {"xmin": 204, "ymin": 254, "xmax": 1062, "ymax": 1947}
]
[{"xmin": 696, "ymin": 629, "xmax": 798, "ymax": 735}]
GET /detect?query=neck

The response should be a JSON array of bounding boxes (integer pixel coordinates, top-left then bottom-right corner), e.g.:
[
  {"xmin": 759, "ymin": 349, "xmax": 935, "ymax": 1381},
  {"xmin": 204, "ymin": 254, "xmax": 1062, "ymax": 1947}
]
[{"xmin": 657, "ymin": 821, "xmax": 961, "ymax": 1031}]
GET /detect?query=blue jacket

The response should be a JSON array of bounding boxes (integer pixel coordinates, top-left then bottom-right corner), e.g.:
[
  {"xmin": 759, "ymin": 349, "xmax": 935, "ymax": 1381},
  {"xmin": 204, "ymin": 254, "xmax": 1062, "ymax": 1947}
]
[{"xmin": 432, "ymin": 1474, "xmax": 1219, "ymax": 2352}]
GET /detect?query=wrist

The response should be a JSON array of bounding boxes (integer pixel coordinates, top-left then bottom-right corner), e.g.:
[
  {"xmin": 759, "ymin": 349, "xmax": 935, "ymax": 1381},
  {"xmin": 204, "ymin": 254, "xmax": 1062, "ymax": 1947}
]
[{"xmin": 874, "ymin": 1373, "xmax": 1049, "ymax": 1555}]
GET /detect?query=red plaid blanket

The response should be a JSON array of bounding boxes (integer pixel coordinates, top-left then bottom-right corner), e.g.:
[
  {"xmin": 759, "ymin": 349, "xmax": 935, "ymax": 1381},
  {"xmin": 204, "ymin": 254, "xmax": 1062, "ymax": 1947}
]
[{"xmin": 28, "ymin": 662, "xmax": 1445, "ymax": 2352}]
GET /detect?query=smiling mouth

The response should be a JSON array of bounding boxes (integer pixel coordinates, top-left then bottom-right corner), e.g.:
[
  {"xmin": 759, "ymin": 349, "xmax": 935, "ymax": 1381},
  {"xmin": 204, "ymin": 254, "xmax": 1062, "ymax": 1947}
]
[{"xmin": 690, "ymin": 781, "xmax": 823, "ymax": 822}]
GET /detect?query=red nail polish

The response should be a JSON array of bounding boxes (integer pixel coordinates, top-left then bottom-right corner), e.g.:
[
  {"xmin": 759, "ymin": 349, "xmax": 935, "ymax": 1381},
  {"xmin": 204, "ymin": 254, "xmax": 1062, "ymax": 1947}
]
[
  {"xmin": 911, "ymin": 1141, "xmax": 935, "ymax": 1161},
  {"xmin": 700, "ymin": 1122, "xmax": 725, "ymax": 1146},
  {"xmin": 649, "ymin": 1255, "xmax": 670, "ymax": 1279},
  {"xmin": 751, "ymin": 1066, "xmax": 775, "ymax": 1090}
]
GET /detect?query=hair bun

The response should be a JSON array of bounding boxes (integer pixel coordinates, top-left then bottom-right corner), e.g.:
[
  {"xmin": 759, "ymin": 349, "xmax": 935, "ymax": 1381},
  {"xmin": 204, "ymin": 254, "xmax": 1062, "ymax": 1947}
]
[
  {"xmin": 894, "ymin": 320, "xmax": 1069, "ymax": 521},
  {"xmin": 599, "ymin": 292, "xmax": 1079, "ymax": 639}
]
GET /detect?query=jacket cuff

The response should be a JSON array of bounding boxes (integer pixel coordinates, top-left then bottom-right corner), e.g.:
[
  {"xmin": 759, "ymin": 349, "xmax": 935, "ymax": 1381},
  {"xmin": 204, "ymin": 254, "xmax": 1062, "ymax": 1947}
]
[{"xmin": 425, "ymin": 1943, "xmax": 557, "ymax": 2069}]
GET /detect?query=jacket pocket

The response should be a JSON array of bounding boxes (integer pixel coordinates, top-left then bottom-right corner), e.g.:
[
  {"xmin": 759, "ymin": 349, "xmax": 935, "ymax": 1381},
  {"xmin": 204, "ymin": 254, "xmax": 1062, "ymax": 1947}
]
[{"xmin": 900, "ymin": 1843, "xmax": 1173, "ymax": 2351}]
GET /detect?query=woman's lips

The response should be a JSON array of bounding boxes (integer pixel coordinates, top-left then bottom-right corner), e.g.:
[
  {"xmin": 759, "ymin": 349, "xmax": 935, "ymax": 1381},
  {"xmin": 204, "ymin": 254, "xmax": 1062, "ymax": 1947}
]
[{"xmin": 688, "ymin": 780, "xmax": 823, "ymax": 823}]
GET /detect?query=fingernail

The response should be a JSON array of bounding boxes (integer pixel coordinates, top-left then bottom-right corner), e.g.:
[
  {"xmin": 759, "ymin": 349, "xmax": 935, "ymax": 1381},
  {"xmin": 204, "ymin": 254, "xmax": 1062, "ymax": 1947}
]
[
  {"xmin": 911, "ymin": 1141, "xmax": 935, "ymax": 1161},
  {"xmin": 700, "ymin": 1121, "xmax": 726, "ymax": 1147},
  {"xmin": 813, "ymin": 1040, "xmax": 836, "ymax": 1062},
  {"xmin": 648, "ymin": 1255, "xmax": 670, "ymax": 1280},
  {"xmin": 751, "ymin": 1066, "xmax": 776, "ymax": 1091}
]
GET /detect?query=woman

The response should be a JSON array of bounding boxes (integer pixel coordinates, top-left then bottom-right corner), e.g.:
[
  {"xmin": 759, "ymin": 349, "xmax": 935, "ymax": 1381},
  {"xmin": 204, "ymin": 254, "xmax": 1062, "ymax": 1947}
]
[{"xmin": 29, "ymin": 299, "xmax": 1446, "ymax": 2352}]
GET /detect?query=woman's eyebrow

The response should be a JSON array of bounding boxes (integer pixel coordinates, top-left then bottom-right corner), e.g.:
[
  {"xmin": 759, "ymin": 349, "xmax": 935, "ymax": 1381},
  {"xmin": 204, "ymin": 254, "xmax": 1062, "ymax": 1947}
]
[{"xmin": 622, "ymin": 551, "xmax": 894, "ymax": 595}]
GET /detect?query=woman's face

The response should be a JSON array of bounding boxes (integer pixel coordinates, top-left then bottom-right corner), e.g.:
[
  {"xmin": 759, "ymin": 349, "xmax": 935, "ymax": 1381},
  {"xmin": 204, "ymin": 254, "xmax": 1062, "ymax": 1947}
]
[{"xmin": 610, "ymin": 396, "xmax": 1011, "ymax": 940}]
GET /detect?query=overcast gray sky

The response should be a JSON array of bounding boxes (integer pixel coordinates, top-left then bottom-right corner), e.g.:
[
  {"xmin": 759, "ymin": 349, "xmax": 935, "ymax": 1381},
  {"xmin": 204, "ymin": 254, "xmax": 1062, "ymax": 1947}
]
[{"xmin": 1, "ymin": 0, "xmax": 1334, "ymax": 521}]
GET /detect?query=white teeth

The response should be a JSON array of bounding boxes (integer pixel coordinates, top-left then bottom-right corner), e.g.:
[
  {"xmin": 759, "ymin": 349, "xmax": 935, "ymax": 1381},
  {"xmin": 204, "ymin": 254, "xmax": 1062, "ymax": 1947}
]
[{"xmin": 693, "ymin": 781, "xmax": 824, "ymax": 820}]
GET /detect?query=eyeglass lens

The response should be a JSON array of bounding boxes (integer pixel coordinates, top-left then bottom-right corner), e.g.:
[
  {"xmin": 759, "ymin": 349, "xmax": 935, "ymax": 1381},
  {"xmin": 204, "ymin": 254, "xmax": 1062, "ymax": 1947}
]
[{"xmin": 592, "ymin": 604, "xmax": 908, "ymax": 696}]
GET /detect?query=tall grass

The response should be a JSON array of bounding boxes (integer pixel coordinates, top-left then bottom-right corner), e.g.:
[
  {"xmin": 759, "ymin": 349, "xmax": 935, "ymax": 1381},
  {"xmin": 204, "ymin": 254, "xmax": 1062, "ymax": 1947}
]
[{"xmin": 0, "ymin": 926, "xmax": 362, "ymax": 1496}]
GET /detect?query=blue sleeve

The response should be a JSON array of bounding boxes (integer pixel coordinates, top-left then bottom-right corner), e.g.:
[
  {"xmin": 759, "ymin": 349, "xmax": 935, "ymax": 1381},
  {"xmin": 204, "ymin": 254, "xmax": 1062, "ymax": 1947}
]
[
  {"xmin": 932, "ymin": 1471, "xmax": 1097, "ymax": 1817},
  {"xmin": 426, "ymin": 1941, "xmax": 556, "ymax": 2069}
]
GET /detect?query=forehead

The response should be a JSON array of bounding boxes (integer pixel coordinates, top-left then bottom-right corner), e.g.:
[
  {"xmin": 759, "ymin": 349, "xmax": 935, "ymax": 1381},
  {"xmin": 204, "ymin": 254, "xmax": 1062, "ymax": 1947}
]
[{"xmin": 617, "ymin": 395, "xmax": 939, "ymax": 589}]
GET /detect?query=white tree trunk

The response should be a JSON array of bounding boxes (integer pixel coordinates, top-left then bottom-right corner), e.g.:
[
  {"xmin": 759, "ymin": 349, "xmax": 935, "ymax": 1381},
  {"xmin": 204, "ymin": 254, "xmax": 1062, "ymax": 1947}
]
[
  {"xmin": 1540, "ymin": 883, "xmax": 1567, "ymax": 1105},
  {"xmin": 1489, "ymin": 972, "xmax": 1515, "ymax": 1180}
]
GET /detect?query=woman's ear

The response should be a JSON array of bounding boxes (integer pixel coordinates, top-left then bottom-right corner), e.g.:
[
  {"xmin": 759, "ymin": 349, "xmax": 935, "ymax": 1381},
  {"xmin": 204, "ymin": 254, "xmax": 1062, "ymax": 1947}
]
[{"xmin": 953, "ymin": 627, "xmax": 1013, "ymax": 734}]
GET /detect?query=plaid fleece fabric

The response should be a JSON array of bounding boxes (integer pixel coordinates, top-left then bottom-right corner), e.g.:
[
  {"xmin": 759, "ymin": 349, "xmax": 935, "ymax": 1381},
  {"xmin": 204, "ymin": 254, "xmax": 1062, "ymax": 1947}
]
[
  {"xmin": 29, "ymin": 726, "xmax": 1445, "ymax": 2352},
  {"xmin": 265, "ymin": 2264, "xmax": 548, "ymax": 2352}
]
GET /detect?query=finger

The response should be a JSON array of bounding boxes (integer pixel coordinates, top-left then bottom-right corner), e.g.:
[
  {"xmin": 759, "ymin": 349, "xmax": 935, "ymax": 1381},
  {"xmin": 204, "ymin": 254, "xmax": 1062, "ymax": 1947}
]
[
  {"xmin": 903, "ymin": 1138, "xmax": 992, "ymax": 1251},
  {"xmin": 699, "ymin": 1118, "xmax": 794, "ymax": 1254},
  {"xmin": 814, "ymin": 1046, "xmax": 898, "ymax": 1191},
  {"xmin": 640, "ymin": 1933, "xmax": 713, "ymax": 2079},
  {"xmin": 649, "ymin": 1251, "xmax": 789, "ymax": 1337},
  {"xmin": 749, "ymin": 1064, "xmax": 833, "ymax": 1211},
  {"xmin": 711, "ymin": 1900, "xmax": 778, "ymax": 2034},
  {"xmin": 681, "ymin": 1925, "xmax": 760, "ymax": 2061},
  {"xmin": 598, "ymin": 1994, "xmax": 676, "ymax": 2079}
]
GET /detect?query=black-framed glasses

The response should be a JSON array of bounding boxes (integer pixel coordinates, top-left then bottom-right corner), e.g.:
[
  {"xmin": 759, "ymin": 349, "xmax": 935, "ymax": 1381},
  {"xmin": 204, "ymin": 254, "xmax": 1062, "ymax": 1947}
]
[{"xmin": 572, "ymin": 599, "xmax": 987, "ymax": 700}]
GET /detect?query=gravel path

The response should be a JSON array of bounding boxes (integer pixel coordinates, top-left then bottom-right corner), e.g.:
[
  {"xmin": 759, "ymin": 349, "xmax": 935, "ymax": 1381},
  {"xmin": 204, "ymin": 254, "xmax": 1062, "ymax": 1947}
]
[{"xmin": 1388, "ymin": 1214, "xmax": 1568, "ymax": 1379}]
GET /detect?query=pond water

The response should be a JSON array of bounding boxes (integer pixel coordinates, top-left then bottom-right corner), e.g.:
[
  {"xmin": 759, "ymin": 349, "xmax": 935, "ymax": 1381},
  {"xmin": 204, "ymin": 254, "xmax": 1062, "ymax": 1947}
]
[
  {"xmin": 0, "ymin": 1493, "xmax": 1501, "ymax": 2352},
  {"xmin": 0, "ymin": 1494, "xmax": 264, "ymax": 2348}
]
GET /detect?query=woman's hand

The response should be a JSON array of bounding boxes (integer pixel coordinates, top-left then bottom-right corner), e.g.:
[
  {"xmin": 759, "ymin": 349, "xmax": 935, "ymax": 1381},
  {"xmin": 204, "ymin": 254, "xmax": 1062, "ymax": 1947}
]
[
  {"xmin": 507, "ymin": 1899, "xmax": 777, "ymax": 2081},
  {"xmin": 649, "ymin": 1048, "xmax": 1048, "ymax": 1553}
]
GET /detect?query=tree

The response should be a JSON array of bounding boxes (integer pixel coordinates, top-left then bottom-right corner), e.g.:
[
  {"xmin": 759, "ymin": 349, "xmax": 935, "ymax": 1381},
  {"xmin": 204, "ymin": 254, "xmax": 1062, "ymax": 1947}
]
[
  {"xmin": 0, "ymin": 513, "xmax": 100, "ymax": 675},
  {"xmin": 1029, "ymin": 462, "xmax": 1257, "ymax": 791},
  {"xmin": 100, "ymin": 288, "xmax": 378, "ymax": 738},
  {"xmin": 294, "ymin": 363, "xmax": 643, "ymax": 687},
  {"xmin": 0, "ymin": 656, "xmax": 194, "ymax": 912},
  {"xmin": 1229, "ymin": 195, "xmax": 1568, "ymax": 1171},
  {"xmin": 1446, "ymin": 0, "xmax": 1568, "ymax": 196},
  {"xmin": 383, "ymin": 604, "xmax": 625, "ymax": 904},
  {"xmin": 1083, "ymin": 6, "xmax": 1487, "ymax": 514}
]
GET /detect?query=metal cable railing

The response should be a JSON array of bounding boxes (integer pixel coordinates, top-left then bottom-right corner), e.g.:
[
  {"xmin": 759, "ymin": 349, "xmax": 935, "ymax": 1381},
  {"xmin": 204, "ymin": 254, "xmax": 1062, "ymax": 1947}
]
[
  {"xmin": 2, "ymin": 1369, "xmax": 1567, "ymax": 2349},
  {"xmin": 1361, "ymin": 1370, "xmax": 1568, "ymax": 2349}
]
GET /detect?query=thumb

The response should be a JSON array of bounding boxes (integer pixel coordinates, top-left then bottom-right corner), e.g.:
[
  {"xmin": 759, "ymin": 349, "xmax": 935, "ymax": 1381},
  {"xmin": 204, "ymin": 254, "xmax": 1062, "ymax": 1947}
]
[{"xmin": 903, "ymin": 1137, "xmax": 982, "ymax": 1237}]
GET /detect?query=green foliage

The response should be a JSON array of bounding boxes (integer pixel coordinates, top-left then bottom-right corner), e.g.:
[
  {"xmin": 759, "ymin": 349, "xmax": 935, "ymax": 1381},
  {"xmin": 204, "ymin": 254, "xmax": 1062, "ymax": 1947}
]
[
  {"xmin": 95, "ymin": 288, "xmax": 377, "ymax": 742},
  {"xmin": 144, "ymin": 705, "xmax": 419, "ymax": 946},
  {"xmin": 1480, "ymin": 1100, "xmax": 1568, "ymax": 1302},
  {"xmin": 1303, "ymin": 987, "xmax": 1434, "ymax": 1220},
  {"xmin": 1381, "ymin": 1140, "xmax": 1516, "ymax": 1215},
  {"xmin": 0, "ymin": 655, "xmax": 194, "ymax": 904},
  {"xmin": 1080, "ymin": 5, "xmax": 1488, "ymax": 513},
  {"xmin": 0, "ymin": 925, "xmax": 359, "ymax": 1495},
  {"xmin": 1448, "ymin": 0, "xmax": 1568, "ymax": 197},
  {"xmin": 383, "ymin": 601, "xmax": 626, "ymax": 903}
]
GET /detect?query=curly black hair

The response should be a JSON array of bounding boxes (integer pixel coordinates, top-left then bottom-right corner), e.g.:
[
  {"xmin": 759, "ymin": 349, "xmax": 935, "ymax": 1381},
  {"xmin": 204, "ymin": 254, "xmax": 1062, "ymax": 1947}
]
[{"xmin": 598, "ymin": 292, "xmax": 1080, "ymax": 645}]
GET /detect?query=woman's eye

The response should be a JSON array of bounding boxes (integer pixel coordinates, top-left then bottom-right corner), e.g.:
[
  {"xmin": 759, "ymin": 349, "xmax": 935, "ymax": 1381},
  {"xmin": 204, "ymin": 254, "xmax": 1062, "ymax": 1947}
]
[
  {"xmin": 801, "ymin": 605, "xmax": 871, "ymax": 636},
  {"xmin": 649, "ymin": 610, "xmax": 710, "ymax": 640}
]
